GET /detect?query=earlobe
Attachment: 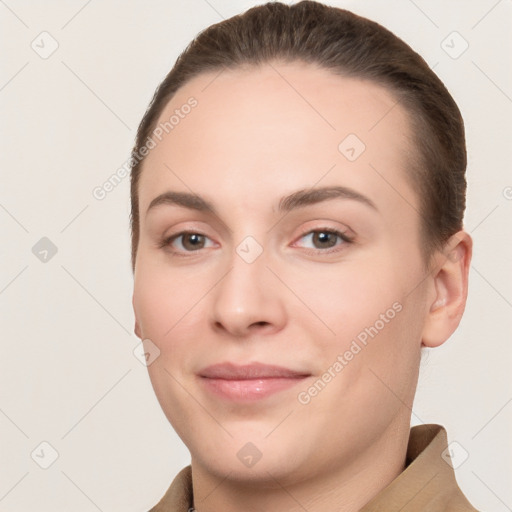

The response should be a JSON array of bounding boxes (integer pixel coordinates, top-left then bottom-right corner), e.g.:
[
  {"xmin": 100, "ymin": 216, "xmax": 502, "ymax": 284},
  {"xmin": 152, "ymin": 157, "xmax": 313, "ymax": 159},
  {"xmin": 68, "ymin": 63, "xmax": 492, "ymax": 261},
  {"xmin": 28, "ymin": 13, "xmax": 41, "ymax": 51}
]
[
  {"xmin": 132, "ymin": 294, "xmax": 142, "ymax": 339},
  {"xmin": 134, "ymin": 320, "xmax": 141, "ymax": 339},
  {"xmin": 422, "ymin": 231, "xmax": 472, "ymax": 348}
]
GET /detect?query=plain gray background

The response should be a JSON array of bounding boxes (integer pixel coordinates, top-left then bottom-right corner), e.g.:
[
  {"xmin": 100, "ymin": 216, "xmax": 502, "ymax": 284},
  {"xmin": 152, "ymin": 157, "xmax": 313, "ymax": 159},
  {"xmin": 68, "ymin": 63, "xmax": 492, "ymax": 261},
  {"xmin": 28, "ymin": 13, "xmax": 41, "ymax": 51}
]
[{"xmin": 1, "ymin": 0, "xmax": 511, "ymax": 510}]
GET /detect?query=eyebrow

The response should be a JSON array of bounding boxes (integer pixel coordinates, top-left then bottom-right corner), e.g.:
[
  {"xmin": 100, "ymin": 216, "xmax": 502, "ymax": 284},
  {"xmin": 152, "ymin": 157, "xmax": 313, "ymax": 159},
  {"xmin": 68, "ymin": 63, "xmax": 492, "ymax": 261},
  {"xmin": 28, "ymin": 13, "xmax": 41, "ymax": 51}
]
[{"xmin": 145, "ymin": 185, "xmax": 377, "ymax": 217}]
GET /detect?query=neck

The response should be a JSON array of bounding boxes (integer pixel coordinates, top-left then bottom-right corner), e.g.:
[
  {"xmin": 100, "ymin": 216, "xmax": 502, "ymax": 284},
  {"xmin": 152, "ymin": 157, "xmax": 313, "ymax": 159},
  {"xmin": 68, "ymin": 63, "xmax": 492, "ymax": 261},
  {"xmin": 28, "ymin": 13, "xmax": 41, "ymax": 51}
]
[{"xmin": 190, "ymin": 418, "xmax": 410, "ymax": 512}]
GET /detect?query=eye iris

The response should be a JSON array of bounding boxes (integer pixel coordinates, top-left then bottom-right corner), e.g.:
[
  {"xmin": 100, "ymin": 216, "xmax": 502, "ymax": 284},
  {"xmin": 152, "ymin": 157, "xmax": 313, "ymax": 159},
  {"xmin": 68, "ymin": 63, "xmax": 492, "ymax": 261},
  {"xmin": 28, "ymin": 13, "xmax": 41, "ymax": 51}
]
[
  {"xmin": 313, "ymin": 231, "xmax": 337, "ymax": 249},
  {"xmin": 183, "ymin": 233, "xmax": 205, "ymax": 251}
]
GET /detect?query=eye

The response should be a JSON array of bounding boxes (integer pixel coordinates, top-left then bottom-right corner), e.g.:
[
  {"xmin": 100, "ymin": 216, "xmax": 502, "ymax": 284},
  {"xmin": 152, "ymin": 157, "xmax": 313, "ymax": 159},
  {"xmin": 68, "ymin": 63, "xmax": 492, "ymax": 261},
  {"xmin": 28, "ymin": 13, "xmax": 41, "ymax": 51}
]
[
  {"xmin": 160, "ymin": 228, "xmax": 353, "ymax": 256},
  {"xmin": 293, "ymin": 228, "xmax": 353, "ymax": 252},
  {"xmin": 160, "ymin": 231, "xmax": 215, "ymax": 253}
]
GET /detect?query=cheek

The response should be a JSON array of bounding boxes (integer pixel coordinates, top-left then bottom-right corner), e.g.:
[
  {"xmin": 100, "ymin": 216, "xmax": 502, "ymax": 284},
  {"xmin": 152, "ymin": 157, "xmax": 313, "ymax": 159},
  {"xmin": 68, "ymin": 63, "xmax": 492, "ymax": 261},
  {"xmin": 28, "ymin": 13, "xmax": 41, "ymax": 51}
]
[
  {"xmin": 133, "ymin": 264, "xmax": 206, "ymax": 437},
  {"xmin": 289, "ymin": 252, "xmax": 425, "ymax": 384},
  {"xmin": 133, "ymin": 257, "xmax": 202, "ymax": 339},
  {"xmin": 289, "ymin": 260, "xmax": 402, "ymax": 341},
  {"xmin": 337, "ymin": 281, "xmax": 425, "ymax": 405},
  {"xmin": 133, "ymin": 274, "xmax": 172, "ymax": 339},
  {"xmin": 132, "ymin": 259, "xmax": 212, "ymax": 386}
]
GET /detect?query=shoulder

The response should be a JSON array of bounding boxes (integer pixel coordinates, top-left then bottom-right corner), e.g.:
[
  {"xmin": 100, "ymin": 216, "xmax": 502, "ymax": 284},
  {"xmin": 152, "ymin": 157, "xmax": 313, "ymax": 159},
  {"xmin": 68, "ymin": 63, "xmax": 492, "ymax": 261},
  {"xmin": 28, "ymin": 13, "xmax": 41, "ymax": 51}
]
[{"xmin": 148, "ymin": 466, "xmax": 193, "ymax": 512}]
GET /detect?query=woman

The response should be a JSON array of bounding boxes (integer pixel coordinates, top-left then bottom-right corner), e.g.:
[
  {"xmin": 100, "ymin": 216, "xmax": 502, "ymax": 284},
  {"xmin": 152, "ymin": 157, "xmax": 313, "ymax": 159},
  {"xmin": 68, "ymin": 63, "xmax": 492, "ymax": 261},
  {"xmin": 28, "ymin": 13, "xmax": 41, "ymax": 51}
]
[{"xmin": 130, "ymin": 2, "xmax": 479, "ymax": 510}]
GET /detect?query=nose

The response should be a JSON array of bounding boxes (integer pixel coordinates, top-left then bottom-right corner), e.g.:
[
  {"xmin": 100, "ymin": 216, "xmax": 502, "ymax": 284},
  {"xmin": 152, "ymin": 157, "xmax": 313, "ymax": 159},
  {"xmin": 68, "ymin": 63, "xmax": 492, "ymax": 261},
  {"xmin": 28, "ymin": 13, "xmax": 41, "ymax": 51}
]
[{"xmin": 209, "ymin": 244, "xmax": 287, "ymax": 338}]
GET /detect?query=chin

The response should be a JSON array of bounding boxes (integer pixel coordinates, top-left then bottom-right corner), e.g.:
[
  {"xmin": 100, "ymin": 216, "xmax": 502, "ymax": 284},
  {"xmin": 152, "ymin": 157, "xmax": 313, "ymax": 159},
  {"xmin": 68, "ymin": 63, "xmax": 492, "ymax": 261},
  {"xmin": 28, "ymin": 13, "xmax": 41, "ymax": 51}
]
[
  {"xmin": 194, "ymin": 451, "xmax": 304, "ymax": 487},
  {"xmin": 189, "ymin": 432, "xmax": 313, "ymax": 485}
]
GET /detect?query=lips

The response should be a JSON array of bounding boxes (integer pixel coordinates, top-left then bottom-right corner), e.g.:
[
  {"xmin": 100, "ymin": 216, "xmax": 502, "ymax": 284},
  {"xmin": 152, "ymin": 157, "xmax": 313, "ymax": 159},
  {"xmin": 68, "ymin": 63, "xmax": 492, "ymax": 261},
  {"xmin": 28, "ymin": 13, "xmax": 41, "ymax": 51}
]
[
  {"xmin": 198, "ymin": 361, "xmax": 310, "ymax": 379},
  {"xmin": 198, "ymin": 362, "xmax": 311, "ymax": 401}
]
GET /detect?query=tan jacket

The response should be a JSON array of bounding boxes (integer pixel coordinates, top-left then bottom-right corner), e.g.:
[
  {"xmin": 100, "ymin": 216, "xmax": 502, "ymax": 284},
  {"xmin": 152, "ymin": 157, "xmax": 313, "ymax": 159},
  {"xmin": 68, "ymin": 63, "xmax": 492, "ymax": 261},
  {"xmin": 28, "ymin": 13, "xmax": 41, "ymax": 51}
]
[{"xmin": 149, "ymin": 424, "xmax": 480, "ymax": 511}]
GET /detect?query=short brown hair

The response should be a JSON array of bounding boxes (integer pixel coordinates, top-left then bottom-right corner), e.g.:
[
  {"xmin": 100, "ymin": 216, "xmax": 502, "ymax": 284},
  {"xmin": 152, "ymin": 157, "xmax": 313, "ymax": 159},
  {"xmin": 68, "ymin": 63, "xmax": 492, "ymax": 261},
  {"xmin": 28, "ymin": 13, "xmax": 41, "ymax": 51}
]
[{"xmin": 129, "ymin": 0, "xmax": 466, "ymax": 271}]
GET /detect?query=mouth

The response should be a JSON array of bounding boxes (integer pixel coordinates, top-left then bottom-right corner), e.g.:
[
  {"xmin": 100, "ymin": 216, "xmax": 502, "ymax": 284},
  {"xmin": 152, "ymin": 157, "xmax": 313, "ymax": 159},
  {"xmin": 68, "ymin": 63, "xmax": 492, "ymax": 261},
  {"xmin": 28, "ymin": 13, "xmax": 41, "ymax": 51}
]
[{"xmin": 198, "ymin": 362, "xmax": 311, "ymax": 402}]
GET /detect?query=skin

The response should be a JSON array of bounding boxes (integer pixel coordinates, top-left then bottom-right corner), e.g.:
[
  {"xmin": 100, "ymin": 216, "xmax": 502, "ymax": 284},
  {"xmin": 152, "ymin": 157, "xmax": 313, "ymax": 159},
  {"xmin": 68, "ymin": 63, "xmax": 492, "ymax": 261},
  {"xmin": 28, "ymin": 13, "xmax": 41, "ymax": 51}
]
[{"xmin": 132, "ymin": 61, "xmax": 472, "ymax": 512}]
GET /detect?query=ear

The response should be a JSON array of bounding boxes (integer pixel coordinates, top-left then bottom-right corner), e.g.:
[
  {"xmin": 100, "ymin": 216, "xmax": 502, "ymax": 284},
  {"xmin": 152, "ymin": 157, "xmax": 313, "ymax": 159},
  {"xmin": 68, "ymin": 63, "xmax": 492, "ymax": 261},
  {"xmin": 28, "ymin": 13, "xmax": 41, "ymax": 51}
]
[
  {"xmin": 421, "ymin": 230, "xmax": 473, "ymax": 348},
  {"xmin": 132, "ymin": 293, "xmax": 142, "ymax": 339}
]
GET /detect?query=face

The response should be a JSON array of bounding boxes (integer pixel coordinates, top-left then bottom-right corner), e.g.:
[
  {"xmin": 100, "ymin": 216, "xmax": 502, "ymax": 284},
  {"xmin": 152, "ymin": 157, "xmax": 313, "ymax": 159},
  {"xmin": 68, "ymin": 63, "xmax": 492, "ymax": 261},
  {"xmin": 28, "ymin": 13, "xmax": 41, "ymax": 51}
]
[{"xmin": 132, "ymin": 61, "xmax": 433, "ymax": 485}]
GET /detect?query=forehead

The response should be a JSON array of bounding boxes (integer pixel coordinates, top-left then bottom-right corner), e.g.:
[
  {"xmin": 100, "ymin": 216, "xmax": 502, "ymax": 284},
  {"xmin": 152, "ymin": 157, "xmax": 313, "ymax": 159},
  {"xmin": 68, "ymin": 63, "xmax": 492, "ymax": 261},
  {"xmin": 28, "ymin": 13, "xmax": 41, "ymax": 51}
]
[{"xmin": 138, "ymin": 61, "xmax": 417, "ymax": 217}]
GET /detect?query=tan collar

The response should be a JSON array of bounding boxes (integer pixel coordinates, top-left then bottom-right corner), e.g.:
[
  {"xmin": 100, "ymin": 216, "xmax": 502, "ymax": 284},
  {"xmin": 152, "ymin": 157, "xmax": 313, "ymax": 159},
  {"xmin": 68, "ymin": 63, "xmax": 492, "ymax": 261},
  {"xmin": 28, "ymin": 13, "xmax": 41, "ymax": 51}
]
[{"xmin": 149, "ymin": 424, "xmax": 478, "ymax": 512}]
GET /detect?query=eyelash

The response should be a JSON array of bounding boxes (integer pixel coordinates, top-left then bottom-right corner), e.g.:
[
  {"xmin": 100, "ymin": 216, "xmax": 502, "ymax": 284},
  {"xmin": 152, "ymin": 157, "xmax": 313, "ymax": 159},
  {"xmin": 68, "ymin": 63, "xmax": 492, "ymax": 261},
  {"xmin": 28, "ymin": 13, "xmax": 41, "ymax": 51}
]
[{"xmin": 159, "ymin": 228, "xmax": 354, "ymax": 257}]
